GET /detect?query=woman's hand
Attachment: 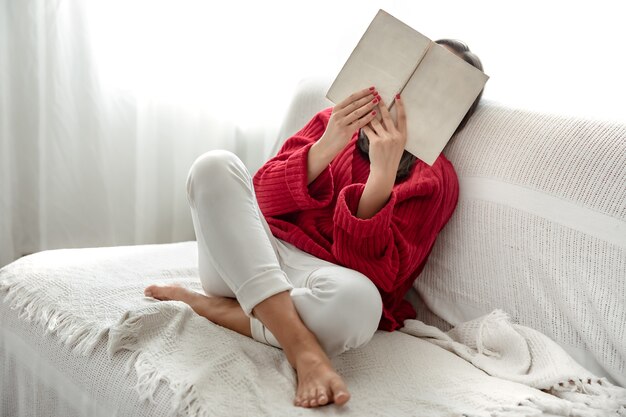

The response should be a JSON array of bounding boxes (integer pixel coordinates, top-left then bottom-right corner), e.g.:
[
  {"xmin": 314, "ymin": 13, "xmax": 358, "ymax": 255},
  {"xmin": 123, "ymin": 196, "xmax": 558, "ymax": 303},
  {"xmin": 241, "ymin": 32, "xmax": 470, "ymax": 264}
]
[
  {"xmin": 307, "ymin": 87, "xmax": 379, "ymax": 185},
  {"xmin": 362, "ymin": 94, "xmax": 407, "ymax": 181},
  {"xmin": 318, "ymin": 87, "xmax": 380, "ymax": 154}
]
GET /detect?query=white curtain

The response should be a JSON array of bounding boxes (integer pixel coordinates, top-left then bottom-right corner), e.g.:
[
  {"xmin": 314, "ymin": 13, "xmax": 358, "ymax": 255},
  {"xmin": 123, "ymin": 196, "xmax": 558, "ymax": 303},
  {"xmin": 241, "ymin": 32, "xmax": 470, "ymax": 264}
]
[
  {"xmin": 0, "ymin": 1, "xmax": 291, "ymax": 268},
  {"xmin": 2, "ymin": 0, "xmax": 624, "ymax": 268}
]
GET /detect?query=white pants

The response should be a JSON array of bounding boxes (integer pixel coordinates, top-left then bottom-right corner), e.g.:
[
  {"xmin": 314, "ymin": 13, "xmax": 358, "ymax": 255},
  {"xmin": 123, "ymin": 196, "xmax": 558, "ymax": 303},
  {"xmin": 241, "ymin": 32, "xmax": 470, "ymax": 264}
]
[{"xmin": 185, "ymin": 149, "xmax": 383, "ymax": 358}]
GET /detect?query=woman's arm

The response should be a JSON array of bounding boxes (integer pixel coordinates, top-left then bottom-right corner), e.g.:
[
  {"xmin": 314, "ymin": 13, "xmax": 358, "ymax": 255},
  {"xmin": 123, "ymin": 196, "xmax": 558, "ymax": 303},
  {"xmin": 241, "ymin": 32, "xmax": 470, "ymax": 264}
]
[
  {"xmin": 331, "ymin": 93, "xmax": 423, "ymax": 293},
  {"xmin": 357, "ymin": 94, "xmax": 407, "ymax": 219},
  {"xmin": 331, "ymin": 179, "xmax": 441, "ymax": 294},
  {"xmin": 356, "ymin": 171, "xmax": 394, "ymax": 219},
  {"xmin": 254, "ymin": 88, "xmax": 379, "ymax": 217},
  {"xmin": 253, "ymin": 116, "xmax": 336, "ymax": 218},
  {"xmin": 307, "ymin": 139, "xmax": 342, "ymax": 185}
]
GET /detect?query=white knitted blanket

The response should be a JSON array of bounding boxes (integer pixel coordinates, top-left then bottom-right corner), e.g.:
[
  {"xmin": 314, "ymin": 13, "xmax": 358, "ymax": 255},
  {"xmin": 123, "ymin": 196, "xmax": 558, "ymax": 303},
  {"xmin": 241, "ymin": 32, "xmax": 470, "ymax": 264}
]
[
  {"xmin": 400, "ymin": 312, "xmax": 626, "ymax": 415},
  {"xmin": 1, "ymin": 241, "xmax": 625, "ymax": 417}
]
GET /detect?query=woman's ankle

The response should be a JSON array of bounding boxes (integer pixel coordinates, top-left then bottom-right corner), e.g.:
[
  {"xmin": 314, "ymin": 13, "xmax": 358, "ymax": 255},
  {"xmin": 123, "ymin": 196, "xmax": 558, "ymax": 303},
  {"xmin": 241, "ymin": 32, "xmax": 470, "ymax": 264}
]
[{"xmin": 196, "ymin": 297, "xmax": 253, "ymax": 338}]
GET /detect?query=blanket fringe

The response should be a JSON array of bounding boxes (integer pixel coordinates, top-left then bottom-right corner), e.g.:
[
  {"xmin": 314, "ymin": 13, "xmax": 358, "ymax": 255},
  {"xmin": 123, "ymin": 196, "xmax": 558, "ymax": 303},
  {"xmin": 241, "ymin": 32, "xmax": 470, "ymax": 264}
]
[
  {"xmin": 543, "ymin": 377, "xmax": 626, "ymax": 416},
  {"xmin": 108, "ymin": 312, "xmax": 145, "ymax": 377},
  {"xmin": 489, "ymin": 376, "xmax": 626, "ymax": 417},
  {"xmin": 108, "ymin": 313, "xmax": 144, "ymax": 355},
  {"xmin": 0, "ymin": 280, "xmax": 106, "ymax": 356},
  {"xmin": 173, "ymin": 383, "xmax": 214, "ymax": 417},
  {"xmin": 132, "ymin": 354, "xmax": 166, "ymax": 405},
  {"xmin": 487, "ymin": 378, "xmax": 626, "ymax": 417},
  {"xmin": 108, "ymin": 308, "xmax": 209, "ymax": 417},
  {"xmin": 108, "ymin": 311, "xmax": 166, "ymax": 405},
  {"xmin": 130, "ymin": 354, "xmax": 211, "ymax": 417}
]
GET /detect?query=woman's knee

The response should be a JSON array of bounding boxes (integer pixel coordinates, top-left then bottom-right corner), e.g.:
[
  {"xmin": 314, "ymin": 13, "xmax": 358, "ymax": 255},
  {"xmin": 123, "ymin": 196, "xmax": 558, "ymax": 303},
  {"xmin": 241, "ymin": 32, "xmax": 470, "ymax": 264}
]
[
  {"xmin": 304, "ymin": 269, "xmax": 383, "ymax": 356},
  {"xmin": 330, "ymin": 272, "xmax": 383, "ymax": 333},
  {"xmin": 186, "ymin": 150, "xmax": 247, "ymax": 202}
]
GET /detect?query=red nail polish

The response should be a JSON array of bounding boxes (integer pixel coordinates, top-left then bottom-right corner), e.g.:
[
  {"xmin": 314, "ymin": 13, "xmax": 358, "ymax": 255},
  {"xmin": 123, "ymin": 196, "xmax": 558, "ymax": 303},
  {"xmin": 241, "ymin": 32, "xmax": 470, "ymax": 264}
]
[
  {"xmin": 372, "ymin": 98, "xmax": 378, "ymax": 104},
  {"xmin": 371, "ymin": 110, "xmax": 377, "ymax": 116},
  {"xmin": 376, "ymin": 94, "xmax": 381, "ymax": 101},
  {"xmin": 396, "ymin": 93, "xmax": 401, "ymax": 100},
  {"xmin": 369, "ymin": 86, "xmax": 375, "ymax": 91}
]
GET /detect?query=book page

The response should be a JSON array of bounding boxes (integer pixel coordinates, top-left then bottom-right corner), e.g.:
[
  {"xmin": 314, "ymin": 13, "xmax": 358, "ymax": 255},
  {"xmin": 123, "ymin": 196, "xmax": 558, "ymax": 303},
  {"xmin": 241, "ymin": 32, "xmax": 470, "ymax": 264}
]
[
  {"xmin": 326, "ymin": 9, "xmax": 431, "ymax": 108},
  {"xmin": 390, "ymin": 43, "xmax": 489, "ymax": 165}
]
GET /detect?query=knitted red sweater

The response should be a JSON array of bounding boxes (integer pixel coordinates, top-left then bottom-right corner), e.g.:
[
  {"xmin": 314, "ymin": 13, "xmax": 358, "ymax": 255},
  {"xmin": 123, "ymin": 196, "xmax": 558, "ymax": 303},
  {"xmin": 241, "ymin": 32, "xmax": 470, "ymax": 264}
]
[{"xmin": 253, "ymin": 107, "xmax": 459, "ymax": 331}]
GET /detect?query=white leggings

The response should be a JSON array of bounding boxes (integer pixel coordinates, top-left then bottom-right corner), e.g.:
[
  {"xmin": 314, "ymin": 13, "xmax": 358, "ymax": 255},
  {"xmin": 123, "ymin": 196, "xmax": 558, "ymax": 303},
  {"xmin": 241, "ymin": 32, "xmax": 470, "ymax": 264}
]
[{"xmin": 185, "ymin": 149, "xmax": 383, "ymax": 358}]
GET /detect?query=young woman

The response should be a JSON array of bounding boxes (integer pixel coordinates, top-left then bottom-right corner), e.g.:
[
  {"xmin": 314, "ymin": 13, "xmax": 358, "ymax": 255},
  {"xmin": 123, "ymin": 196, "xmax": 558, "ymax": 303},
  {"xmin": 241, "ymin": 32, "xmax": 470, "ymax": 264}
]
[{"xmin": 145, "ymin": 39, "xmax": 485, "ymax": 409}]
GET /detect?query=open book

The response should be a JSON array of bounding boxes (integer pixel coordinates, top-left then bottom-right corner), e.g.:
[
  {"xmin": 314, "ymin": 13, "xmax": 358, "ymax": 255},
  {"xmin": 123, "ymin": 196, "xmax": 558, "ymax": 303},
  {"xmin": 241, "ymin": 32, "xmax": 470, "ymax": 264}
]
[{"xmin": 326, "ymin": 9, "xmax": 489, "ymax": 166}]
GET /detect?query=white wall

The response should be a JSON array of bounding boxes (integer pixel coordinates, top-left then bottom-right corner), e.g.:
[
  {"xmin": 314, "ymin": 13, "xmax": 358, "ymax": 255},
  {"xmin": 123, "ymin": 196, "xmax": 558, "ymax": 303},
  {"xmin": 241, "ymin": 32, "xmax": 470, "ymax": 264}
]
[{"xmin": 86, "ymin": 0, "xmax": 626, "ymax": 126}]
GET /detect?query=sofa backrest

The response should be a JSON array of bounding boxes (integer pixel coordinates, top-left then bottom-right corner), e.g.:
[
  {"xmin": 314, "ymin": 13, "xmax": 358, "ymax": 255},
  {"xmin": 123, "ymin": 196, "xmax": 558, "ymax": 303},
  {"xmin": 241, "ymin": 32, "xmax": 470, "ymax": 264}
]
[
  {"xmin": 268, "ymin": 76, "xmax": 626, "ymax": 387},
  {"xmin": 418, "ymin": 93, "xmax": 625, "ymax": 387}
]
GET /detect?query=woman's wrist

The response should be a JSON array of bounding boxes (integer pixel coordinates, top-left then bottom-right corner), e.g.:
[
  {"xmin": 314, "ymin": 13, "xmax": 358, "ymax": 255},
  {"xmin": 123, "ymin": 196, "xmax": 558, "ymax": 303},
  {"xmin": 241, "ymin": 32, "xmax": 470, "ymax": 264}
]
[
  {"xmin": 356, "ymin": 174, "xmax": 394, "ymax": 219},
  {"xmin": 307, "ymin": 140, "xmax": 339, "ymax": 185},
  {"xmin": 368, "ymin": 167, "xmax": 396, "ymax": 190},
  {"xmin": 316, "ymin": 134, "xmax": 345, "ymax": 159}
]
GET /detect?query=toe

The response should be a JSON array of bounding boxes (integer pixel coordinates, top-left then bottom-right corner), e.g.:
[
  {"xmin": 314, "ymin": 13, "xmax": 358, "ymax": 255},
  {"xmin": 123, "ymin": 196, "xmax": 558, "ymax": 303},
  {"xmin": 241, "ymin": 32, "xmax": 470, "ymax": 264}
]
[
  {"xmin": 316, "ymin": 386, "xmax": 329, "ymax": 406},
  {"xmin": 308, "ymin": 390, "xmax": 318, "ymax": 407},
  {"xmin": 144, "ymin": 285, "xmax": 169, "ymax": 300},
  {"xmin": 295, "ymin": 385, "xmax": 304, "ymax": 405},
  {"xmin": 330, "ymin": 378, "xmax": 350, "ymax": 406},
  {"xmin": 334, "ymin": 391, "xmax": 350, "ymax": 405}
]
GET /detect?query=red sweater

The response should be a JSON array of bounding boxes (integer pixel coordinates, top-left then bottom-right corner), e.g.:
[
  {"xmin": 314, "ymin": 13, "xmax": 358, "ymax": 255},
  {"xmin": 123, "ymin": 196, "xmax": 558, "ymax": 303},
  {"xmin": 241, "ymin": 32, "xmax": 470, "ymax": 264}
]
[{"xmin": 253, "ymin": 107, "xmax": 459, "ymax": 331}]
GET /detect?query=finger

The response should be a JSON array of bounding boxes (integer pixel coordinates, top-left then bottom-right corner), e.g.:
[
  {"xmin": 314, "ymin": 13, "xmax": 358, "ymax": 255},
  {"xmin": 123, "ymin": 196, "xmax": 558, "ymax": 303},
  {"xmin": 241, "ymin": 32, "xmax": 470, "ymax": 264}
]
[
  {"xmin": 395, "ymin": 94, "xmax": 407, "ymax": 136},
  {"xmin": 376, "ymin": 96, "xmax": 395, "ymax": 132},
  {"xmin": 362, "ymin": 124, "xmax": 376, "ymax": 139},
  {"xmin": 369, "ymin": 116, "xmax": 384, "ymax": 137},
  {"xmin": 339, "ymin": 92, "xmax": 378, "ymax": 122},
  {"xmin": 349, "ymin": 108, "xmax": 378, "ymax": 131},
  {"xmin": 335, "ymin": 86, "xmax": 376, "ymax": 112}
]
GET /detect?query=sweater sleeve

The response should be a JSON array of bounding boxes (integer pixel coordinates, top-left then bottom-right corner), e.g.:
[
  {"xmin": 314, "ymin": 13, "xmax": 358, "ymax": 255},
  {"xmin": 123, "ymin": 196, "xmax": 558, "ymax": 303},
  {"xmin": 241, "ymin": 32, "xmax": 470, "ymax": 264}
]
[
  {"xmin": 253, "ymin": 109, "xmax": 335, "ymax": 217},
  {"xmin": 331, "ymin": 175, "xmax": 443, "ymax": 294}
]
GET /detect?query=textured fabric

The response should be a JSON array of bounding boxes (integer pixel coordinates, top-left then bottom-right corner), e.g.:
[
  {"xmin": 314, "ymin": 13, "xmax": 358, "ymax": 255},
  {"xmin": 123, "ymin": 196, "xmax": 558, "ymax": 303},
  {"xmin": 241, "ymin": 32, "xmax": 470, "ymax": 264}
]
[
  {"xmin": 411, "ymin": 98, "xmax": 626, "ymax": 387},
  {"xmin": 253, "ymin": 107, "xmax": 460, "ymax": 331},
  {"xmin": 2, "ymin": 241, "xmax": 624, "ymax": 417},
  {"xmin": 0, "ymin": 242, "xmax": 195, "ymax": 417},
  {"xmin": 1, "ymin": 305, "xmax": 176, "ymax": 417},
  {"xmin": 400, "ymin": 310, "xmax": 626, "ymax": 415},
  {"xmin": 264, "ymin": 76, "xmax": 626, "ymax": 387},
  {"xmin": 185, "ymin": 149, "xmax": 383, "ymax": 358}
]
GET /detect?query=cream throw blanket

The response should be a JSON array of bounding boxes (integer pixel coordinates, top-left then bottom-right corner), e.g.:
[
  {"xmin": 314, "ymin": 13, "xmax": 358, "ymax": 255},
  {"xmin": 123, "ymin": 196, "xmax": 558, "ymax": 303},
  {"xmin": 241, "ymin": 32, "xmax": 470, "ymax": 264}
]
[{"xmin": 1, "ymin": 242, "xmax": 625, "ymax": 417}]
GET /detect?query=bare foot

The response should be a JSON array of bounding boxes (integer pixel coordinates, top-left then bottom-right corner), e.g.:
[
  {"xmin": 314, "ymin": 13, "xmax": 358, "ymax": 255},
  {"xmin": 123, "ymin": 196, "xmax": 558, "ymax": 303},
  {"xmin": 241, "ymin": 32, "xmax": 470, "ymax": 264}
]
[
  {"xmin": 144, "ymin": 284, "xmax": 202, "ymax": 305},
  {"xmin": 293, "ymin": 350, "xmax": 350, "ymax": 408},
  {"xmin": 145, "ymin": 284, "xmax": 351, "ymax": 408},
  {"xmin": 145, "ymin": 284, "xmax": 255, "ymax": 339}
]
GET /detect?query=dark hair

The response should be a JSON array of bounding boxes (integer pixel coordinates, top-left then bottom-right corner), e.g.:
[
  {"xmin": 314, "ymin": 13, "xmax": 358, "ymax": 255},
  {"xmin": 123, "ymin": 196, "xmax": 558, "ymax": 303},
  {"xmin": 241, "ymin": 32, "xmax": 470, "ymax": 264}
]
[{"xmin": 356, "ymin": 38, "xmax": 486, "ymax": 183}]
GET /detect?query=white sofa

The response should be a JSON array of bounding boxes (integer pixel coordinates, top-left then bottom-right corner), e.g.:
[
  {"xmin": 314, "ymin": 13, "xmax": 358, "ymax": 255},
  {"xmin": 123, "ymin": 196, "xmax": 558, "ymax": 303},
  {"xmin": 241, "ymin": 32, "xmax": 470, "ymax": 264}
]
[
  {"xmin": 1, "ymin": 76, "xmax": 624, "ymax": 417},
  {"xmin": 278, "ymin": 76, "xmax": 625, "ymax": 387}
]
